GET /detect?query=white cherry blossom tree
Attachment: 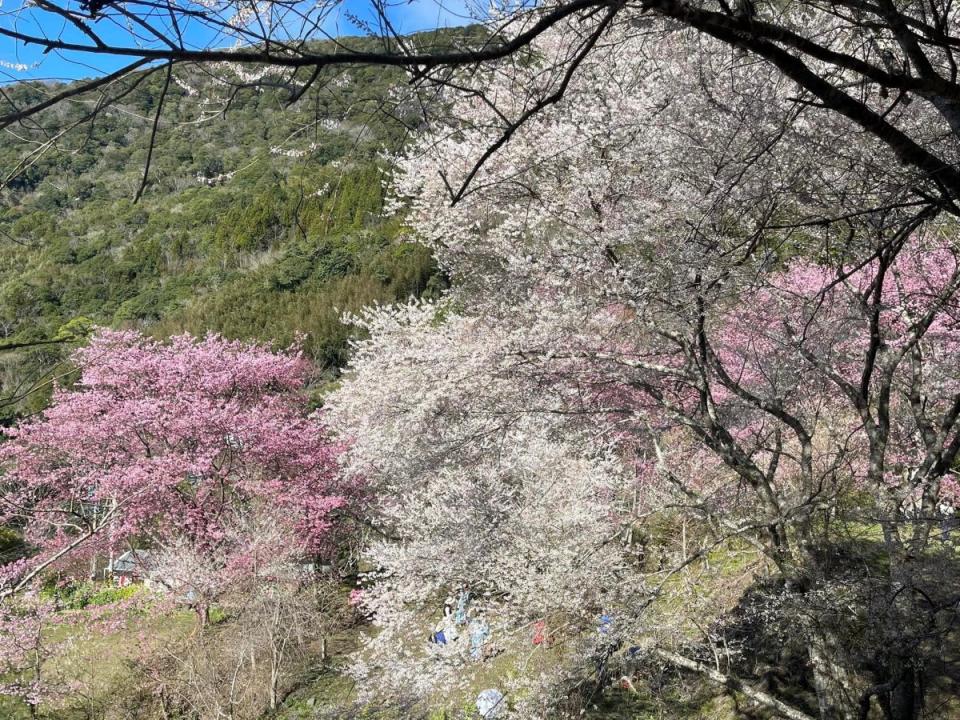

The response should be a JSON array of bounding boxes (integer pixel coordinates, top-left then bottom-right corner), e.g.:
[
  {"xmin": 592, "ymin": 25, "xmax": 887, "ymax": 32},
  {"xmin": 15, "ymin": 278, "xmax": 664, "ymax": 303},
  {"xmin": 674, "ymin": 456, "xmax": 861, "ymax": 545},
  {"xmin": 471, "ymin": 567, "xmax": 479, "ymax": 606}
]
[{"xmin": 330, "ymin": 18, "xmax": 960, "ymax": 720}]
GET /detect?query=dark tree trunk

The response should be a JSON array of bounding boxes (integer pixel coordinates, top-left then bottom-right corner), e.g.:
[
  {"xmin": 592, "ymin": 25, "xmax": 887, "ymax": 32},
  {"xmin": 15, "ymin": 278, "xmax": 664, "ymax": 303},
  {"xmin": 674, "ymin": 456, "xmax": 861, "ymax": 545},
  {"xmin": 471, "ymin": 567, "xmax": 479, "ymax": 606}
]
[{"xmin": 884, "ymin": 659, "xmax": 922, "ymax": 720}]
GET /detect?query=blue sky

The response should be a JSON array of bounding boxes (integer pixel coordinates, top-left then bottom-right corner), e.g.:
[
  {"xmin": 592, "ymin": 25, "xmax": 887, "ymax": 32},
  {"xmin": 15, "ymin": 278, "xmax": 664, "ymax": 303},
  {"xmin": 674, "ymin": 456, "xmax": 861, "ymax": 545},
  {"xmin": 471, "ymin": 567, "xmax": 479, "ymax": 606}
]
[{"xmin": 0, "ymin": 0, "xmax": 474, "ymax": 82}]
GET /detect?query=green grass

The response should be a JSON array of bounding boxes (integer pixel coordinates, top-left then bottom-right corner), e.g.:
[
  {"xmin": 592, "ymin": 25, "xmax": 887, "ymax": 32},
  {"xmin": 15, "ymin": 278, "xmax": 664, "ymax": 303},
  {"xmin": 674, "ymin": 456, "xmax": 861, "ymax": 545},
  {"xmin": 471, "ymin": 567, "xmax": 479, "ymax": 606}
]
[{"xmin": 272, "ymin": 666, "xmax": 356, "ymax": 719}]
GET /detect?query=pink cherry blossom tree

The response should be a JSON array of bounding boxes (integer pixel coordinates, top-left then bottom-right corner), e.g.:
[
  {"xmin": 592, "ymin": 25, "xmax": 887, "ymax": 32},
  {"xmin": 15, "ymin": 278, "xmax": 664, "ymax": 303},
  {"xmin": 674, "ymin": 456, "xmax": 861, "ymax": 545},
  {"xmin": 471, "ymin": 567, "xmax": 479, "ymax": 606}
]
[
  {"xmin": 0, "ymin": 329, "xmax": 353, "ymax": 612},
  {"xmin": 0, "ymin": 597, "xmax": 54, "ymax": 711}
]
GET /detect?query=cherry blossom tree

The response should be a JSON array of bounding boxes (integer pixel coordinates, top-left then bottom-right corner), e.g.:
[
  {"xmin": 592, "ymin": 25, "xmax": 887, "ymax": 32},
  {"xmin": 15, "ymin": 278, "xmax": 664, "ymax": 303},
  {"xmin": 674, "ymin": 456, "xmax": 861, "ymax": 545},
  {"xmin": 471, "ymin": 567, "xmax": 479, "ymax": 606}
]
[
  {"xmin": 0, "ymin": 592, "xmax": 149, "ymax": 714},
  {"xmin": 326, "ymin": 18, "xmax": 960, "ymax": 720},
  {"xmin": 0, "ymin": 329, "xmax": 353, "ymax": 610},
  {"xmin": 327, "ymin": 303, "xmax": 645, "ymax": 707},
  {"xmin": 130, "ymin": 559, "xmax": 346, "ymax": 720},
  {"xmin": 0, "ymin": 597, "xmax": 54, "ymax": 711}
]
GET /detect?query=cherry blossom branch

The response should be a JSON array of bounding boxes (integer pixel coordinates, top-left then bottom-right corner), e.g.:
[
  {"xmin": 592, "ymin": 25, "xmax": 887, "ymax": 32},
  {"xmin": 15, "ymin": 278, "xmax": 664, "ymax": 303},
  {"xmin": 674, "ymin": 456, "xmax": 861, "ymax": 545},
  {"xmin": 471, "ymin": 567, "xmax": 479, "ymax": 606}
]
[{"xmin": 653, "ymin": 648, "xmax": 816, "ymax": 720}]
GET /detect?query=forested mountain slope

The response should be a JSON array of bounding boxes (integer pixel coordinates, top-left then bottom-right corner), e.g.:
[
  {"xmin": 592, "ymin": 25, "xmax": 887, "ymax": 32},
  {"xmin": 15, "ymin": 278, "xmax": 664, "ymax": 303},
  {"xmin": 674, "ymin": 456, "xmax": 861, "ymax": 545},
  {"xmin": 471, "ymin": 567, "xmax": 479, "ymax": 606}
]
[
  {"xmin": 0, "ymin": 35, "xmax": 465, "ymax": 419},
  {"xmin": 5, "ymin": 2, "xmax": 960, "ymax": 716}
]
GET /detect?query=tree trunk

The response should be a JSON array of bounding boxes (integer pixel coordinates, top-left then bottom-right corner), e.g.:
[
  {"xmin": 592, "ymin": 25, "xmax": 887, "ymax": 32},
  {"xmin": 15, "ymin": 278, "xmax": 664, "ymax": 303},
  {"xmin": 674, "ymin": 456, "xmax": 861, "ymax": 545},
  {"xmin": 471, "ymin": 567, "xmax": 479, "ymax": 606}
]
[
  {"xmin": 654, "ymin": 648, "xmax": 816, "ymax": 720},
  {"xmin": 195, "ymin": 602, "xmax": 209, "ymax": 630},
  {"xmin": 881, "ymin": 536, "xmax": 926, "ymax": 720},
  {"xmin": 270, "ymin": 655, "xmax": 279, "ymax": 710},
  {"xmin": 808, "ymin": 629, "xmax": 859, "ymax": 720},
  {"xmin": 884, "ymin": 657, "xmax": 922, "ymax": 720}
]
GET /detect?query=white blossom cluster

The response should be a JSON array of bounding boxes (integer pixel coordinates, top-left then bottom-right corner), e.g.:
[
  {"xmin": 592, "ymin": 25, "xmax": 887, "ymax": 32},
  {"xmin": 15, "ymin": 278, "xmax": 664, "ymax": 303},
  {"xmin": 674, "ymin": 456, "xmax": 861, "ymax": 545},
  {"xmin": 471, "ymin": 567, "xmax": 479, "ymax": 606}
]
[
  {"xmin": 327, "ymin": 303, "xmax": 645, "ymax": 709},
  {"xmin": 327, "ymin": 9, "xmax": 960, "ymax": 716},
  {"xmin": 0, "ymin": 59, "xmax": 29, "ymax": 72}
]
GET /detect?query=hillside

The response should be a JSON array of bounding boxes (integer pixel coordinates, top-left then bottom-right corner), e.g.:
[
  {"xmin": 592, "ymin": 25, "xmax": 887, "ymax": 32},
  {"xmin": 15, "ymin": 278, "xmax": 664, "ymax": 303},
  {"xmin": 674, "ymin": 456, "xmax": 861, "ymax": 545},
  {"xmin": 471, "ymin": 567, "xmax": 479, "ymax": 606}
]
[{"xmin": 0, "ymin": 34, "xmax": 470, "ymax": 420}]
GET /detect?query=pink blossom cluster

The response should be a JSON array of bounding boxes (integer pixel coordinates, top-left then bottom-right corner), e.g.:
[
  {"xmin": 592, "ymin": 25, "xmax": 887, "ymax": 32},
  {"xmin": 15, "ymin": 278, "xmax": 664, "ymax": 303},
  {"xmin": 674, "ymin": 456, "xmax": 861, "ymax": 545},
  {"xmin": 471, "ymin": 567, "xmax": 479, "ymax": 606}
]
[{"xmin": 0, "ymin": 329, "xmax": 354, "ymax": 598}]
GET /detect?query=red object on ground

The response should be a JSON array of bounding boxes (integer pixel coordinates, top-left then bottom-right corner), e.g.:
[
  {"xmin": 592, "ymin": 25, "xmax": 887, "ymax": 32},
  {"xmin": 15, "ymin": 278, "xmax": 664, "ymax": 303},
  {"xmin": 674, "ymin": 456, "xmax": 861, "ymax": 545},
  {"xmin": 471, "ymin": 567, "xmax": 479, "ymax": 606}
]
[{"xmin": 532, "ymin": 620, "xmax": 546, "ymax": 645}]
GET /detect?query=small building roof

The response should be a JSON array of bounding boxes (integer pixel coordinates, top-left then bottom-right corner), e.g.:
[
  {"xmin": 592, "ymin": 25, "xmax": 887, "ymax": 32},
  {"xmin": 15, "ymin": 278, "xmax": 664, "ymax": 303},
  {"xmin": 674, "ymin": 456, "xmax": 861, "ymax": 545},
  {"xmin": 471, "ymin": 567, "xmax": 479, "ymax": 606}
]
[{"xmin": 112, "ymin": 549, "xmax": 154, "ymax": 574}]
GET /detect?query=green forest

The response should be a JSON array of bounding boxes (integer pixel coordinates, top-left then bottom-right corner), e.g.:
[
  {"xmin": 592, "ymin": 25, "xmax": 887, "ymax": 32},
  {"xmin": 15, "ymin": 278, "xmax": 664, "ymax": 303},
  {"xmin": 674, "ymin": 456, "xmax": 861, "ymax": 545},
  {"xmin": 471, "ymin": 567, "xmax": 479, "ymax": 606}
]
[{"xmin": 0, "ymin": 42, "xmax": 452, "ymax": 420}]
